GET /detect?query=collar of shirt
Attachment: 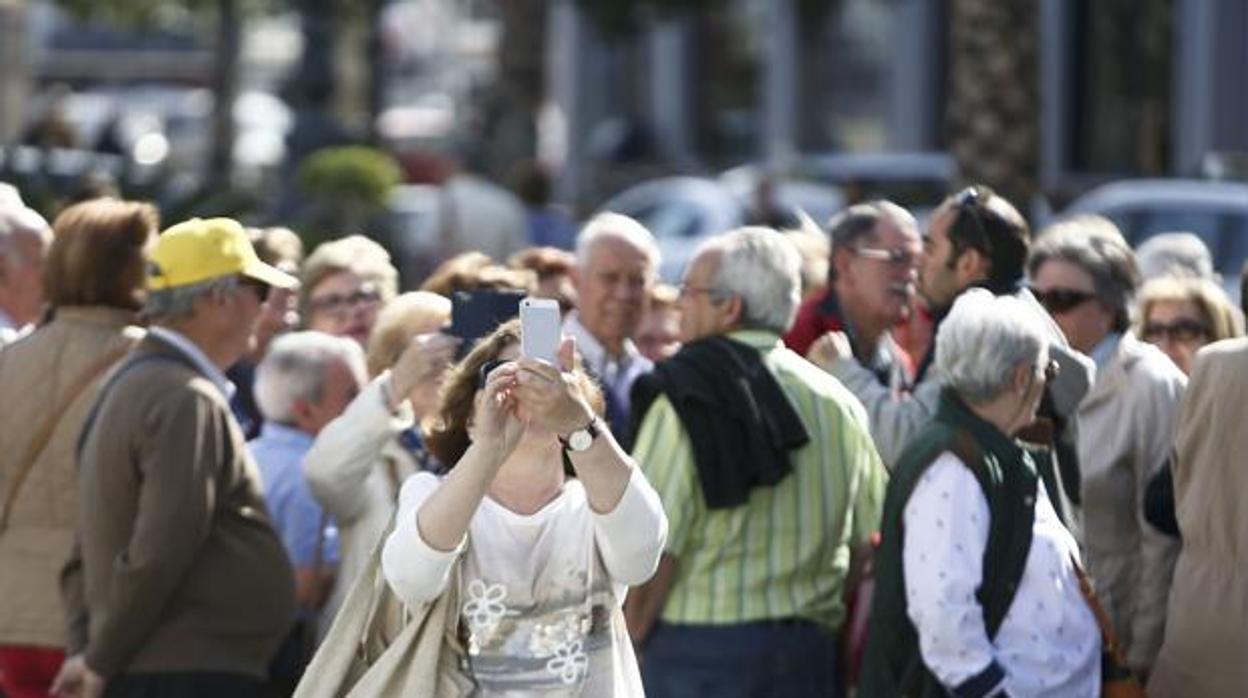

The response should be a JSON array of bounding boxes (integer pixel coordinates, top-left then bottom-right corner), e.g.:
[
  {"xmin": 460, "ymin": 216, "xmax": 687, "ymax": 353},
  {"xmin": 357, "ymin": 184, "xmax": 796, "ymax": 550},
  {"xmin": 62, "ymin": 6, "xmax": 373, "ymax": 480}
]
[
  {"xmin": 0, "ymin": 307, "xmax": 22, "ymax": 333},
  {"xmin": 254, "ymin": 421, "xmax": 315, "ymax": 450},
  {"xmin": 562, "ymin": 311, "xmax": 649, "ymax": 381},
  {"xmin": 727, "ymin": 328, "xmax": 784, "ymax": 353},
  {"xmin": 149, "ymin": 326, "xmax": 237, "ymax": 400},
  {"xmin": 1089, "ymin": 331, "xmax": 1122, "ymax": 371}
]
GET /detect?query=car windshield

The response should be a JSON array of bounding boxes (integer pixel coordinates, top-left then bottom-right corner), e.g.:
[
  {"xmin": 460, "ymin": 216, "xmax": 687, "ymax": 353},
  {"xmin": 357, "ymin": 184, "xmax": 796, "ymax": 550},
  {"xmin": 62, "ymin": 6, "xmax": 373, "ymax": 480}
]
[{"xmin": 630, "ymin": 200, "xmax": 707, "ymax": 240}]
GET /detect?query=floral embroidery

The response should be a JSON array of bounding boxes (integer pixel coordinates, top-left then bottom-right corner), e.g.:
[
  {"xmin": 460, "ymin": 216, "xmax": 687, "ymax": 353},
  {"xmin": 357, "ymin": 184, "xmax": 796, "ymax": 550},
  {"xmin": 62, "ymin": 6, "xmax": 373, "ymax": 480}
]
[
  {"xmin": 545, "ymin": 638, "xmax": 589, "ymax": 685},
  {"xmin": 462, "ymin": 579, "xmax": 517, "ymax": 654}
]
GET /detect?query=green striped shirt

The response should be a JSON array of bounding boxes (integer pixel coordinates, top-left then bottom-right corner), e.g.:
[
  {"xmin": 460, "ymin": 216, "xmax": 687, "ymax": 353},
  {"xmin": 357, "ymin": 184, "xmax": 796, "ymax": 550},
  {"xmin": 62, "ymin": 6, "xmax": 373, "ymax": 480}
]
[{"xmin": 633, "ymin": 330, "xmax": 887, "ymax": 632}]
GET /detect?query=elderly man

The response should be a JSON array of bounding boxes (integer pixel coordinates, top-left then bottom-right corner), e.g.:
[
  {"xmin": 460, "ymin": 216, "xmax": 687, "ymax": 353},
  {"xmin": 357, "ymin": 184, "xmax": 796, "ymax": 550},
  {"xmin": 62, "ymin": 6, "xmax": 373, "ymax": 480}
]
[
  {"xmin": 58, "ymin": 218, "xmax": 299, "ymax": 698},
  {"xmin": 251, "ymin": 330, "xmax": 366, "ymax": 687},
  {"xmin": 810, "ymin": 187, "xmax": 1094, "ymax": 524},
  {"xmin": 627, "ymin": 228, "xmax": 887, "ymax": 697},
  {"xmin": 563, "ymin": 212, "xmax": 660, "ymax": 448},
  {"xmin": 784, "ymin": 201, "xmax": 921, "ymax": 389},
  {"xmin": 0, "ymin": 185, "xmax": 52, "ymax": 346}
]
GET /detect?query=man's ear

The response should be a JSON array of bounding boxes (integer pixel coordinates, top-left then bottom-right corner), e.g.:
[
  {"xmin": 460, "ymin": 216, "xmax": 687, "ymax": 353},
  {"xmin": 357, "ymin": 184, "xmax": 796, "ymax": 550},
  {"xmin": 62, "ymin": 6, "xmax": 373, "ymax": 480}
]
[
  {"xmin": 722, "ymin": 295, "xmax": 744, "ymax": 328},
  {"xmin": 290, "ymin": 397, "xmax": 318, "ymax": 432},
  {"xmin": 956, "ymin": 247, "xmax": 991, "ymax": 286},
  {"xmin": 831, "ymin": 247, "xmax": 855, "ymax": 284}
]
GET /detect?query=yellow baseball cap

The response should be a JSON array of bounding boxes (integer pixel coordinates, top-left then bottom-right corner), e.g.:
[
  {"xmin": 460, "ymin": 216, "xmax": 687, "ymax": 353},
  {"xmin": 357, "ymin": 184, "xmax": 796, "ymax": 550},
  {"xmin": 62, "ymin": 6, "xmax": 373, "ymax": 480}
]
[{"xmin": 148, "ymin": 217, "xmax": 299, "ymax": 291}]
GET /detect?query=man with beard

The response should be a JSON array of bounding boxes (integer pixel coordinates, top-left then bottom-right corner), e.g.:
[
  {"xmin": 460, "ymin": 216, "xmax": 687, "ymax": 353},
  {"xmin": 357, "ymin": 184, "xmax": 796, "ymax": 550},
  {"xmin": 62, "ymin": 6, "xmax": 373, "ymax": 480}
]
[
  {"xmin": 784, "ymin": 201, "xmax": 921, "ymax": 393},
  {"xmin": 808, "ymin": 187, "xmax": 1093, "ymax": 519}
]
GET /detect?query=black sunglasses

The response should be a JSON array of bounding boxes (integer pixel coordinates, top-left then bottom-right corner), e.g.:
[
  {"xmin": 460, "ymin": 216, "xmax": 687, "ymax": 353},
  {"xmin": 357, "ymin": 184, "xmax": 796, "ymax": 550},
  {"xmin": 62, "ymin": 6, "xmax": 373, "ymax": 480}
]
[
  {"xmin": 476, "ymin": 358, "xmax": 506, "ymax": 389},
  {"xmin": 1030, "ymin": 287, "xmax": 1096, "ymax": 314},
  {"xmin": 239, "ymin": 277, "xmax": 271, "ymax": 302},
  {"xmin": 1142, "ymin": 318, "xmax": 1208, "ymax": 343}
]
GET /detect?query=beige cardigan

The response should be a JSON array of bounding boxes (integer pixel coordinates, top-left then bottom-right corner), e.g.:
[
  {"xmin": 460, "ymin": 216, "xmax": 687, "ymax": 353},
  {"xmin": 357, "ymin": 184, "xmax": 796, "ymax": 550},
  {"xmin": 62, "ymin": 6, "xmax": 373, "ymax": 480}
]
[
  {"xmin": 1148, "ymin": 338, "xmax": 1248, "ymax": 697},
  {"xmin": 1077, "ymin": 333, "xmax": 1185, "ymax": 674},
  {"xmin": 0, "ymin": 307, "xmax": 142, "ymax": 649},
  {"xmin": 303, "ymin": 374, "xmax": 420, "ymax": 631}
]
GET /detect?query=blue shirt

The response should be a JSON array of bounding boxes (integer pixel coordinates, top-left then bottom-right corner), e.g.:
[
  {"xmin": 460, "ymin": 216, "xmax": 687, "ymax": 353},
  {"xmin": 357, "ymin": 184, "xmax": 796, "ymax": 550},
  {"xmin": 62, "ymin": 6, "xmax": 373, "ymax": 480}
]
[
  {"xmin": 1089, "ymin": 332, "xmax": 1123, "ymax": 372},
  {"xmin": 250, "ymin": 423, "xmax": 340, "ymax": 569}
]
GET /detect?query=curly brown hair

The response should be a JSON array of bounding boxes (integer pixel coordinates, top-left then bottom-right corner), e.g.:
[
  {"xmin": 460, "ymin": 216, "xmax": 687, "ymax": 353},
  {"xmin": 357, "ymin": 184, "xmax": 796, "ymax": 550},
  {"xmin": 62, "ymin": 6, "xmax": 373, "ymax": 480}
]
[{"xmin": 423, "ymin": 319, "xmax": 605, "ymax": 469}]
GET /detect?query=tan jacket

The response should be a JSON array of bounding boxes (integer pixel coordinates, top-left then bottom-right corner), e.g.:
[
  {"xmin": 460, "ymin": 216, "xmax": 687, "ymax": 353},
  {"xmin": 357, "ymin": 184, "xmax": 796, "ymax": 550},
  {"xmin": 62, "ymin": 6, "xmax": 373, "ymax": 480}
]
[
  {"xmin": 303, "ymin": 374, "xmax": 419, "ymax": 631},
  {"xmin": 1078, "ymin": 333, "xmax": 1184, "ymax": 673},
  {"xmin": 1149, "ymin": 338, "xmax": 1248, "ymax": 697},
  {"xmin": 0, "ymin": 307, "xmax": 142, "ymax": 648},
  {"xmin": 75, "ymin": 333, "xmax": 295, "ymax": 679}
]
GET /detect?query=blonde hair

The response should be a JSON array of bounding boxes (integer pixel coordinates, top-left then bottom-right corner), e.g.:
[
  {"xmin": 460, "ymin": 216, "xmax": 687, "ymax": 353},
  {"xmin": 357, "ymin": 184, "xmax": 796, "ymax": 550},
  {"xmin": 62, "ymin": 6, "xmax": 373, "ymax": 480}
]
[
  {"xmin": 365, "ymin": 291, "xmax": 453, "ymax": 377},
  {"xmin": 301, "ymin": 234, "xmax": 399, "ymax": 310},
  {"xmin": 1136, "ymin": 276, "xmax": 1244, "ymax": 343}
]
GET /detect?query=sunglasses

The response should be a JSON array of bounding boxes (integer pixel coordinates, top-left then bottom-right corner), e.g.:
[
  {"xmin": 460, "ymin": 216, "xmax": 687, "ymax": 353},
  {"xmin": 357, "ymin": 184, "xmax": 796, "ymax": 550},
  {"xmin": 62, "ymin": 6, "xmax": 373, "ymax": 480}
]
[
  {"xmin": 239, "ymin": 277, "xmax": 271, "ymax": 302},
  {"xmin": 476, "ymin": 358, "xmax": 506, "ymax": 389},
  {"xmin": 1142, "ymin": 318, "xmax": 1208, "ymax": 343},
  {"xmin": 1030, "ymin": 287, "xmax": 1096, "ymax": 314}
]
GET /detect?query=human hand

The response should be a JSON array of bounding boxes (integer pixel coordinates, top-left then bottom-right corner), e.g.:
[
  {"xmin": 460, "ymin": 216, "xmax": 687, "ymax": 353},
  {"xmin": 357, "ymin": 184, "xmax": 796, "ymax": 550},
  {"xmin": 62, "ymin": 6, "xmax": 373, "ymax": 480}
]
[
  {"xmin": 51, "ymin": 655, "xmax": 106, "ymax": 698},
  {"xmin": 470, "ymin": 361, "xmax": 526, "ymax": 464},
  {"xmin": 806, "ymin": 331, "xmax": 853, "ymax": 371},
  {"xmin": 388, "ymin": 332, "xmax": 460, "ymax": 412},
  {"xmin": 511, "ymin": 338, "xmax": 594, "ymax": 437}
]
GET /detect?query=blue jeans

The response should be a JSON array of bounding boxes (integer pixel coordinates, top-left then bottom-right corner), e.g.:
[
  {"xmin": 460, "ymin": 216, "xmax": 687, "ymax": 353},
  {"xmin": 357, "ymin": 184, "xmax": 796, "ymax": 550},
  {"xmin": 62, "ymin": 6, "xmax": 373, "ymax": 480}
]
[{"xmin": 641, "ymin": 620, "xmax": 839, "ymax": 698}]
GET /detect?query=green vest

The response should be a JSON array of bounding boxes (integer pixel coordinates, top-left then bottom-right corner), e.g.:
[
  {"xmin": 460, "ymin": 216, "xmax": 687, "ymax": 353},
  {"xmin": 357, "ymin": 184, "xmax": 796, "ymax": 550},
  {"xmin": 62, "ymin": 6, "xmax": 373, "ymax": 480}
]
[{"xmin": 858, "ymin": 389, "xmax": 1039, "ymax": 698}]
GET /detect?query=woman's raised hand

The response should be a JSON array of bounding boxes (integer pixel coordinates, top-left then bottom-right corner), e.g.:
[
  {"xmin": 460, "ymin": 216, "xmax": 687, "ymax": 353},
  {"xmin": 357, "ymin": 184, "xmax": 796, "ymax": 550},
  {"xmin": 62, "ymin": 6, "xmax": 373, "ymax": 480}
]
[
  {"xmin": 472, "ymin": 362, "xmax": 527, "ymax": 464},
  {"xmin": 387, "ymin": 332, "xmax": 460, "ymax": 411},
  {"xmin": 512, "ymin": 337, "xmax": 595, "ymax": 437}
]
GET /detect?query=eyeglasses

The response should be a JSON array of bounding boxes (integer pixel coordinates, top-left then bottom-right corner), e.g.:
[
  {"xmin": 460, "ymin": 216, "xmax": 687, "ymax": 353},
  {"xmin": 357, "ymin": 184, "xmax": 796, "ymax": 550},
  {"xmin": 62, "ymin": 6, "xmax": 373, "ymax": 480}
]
[
  {"xmin": 238, "ymin": 277, "xmax": 271, "ymax": 303},
  {"xmin": 854, "ymin": 246, "xmax": 918, "ymax": 268},
  {"xmin": 1030, "ymin": 287, "xmax": 1096, "ymax": 314},
  {"xmin": 677, "ymin": 283, "xmax": 720, "ymax": 299},
  {"xmin": 476, "ymin": 358, "xmax": 506, "ymax": 389},
  {"xmin": 1142, "ymin": 318, "xmax": 1208, "ymax": 343},
  {"xmin": 308, "ymin": 284, "xmax": 382, "ymax": 315}
]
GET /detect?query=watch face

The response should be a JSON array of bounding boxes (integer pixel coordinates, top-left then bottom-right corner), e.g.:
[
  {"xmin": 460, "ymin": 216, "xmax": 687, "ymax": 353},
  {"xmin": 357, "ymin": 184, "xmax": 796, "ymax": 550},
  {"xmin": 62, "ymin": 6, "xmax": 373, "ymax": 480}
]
[{"xmin": 568, "ymin": 429, "xmax": 594, "ymax": 452}]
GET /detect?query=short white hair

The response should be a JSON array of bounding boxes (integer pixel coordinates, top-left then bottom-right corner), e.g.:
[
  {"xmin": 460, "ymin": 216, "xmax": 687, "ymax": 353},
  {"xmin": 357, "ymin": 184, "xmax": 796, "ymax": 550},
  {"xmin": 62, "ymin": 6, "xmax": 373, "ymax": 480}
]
[
  {"xmin": 702, "ymin": 227, "xmax": 802, "ymax": 334},
  {"xmin": 935, "ymin": 289, "xmax": 1049, "ymax": 404},
  {"xmin": 1135, "ymin": 232, "xmax": 1216, "ymax": 281},
  {"xmin": 255, "ymin": 330, "xmax": 367, "ymax": 424},
  {"xmin": 575, "ymin": 212, "xmax": 660, "ymax": 273},
  {"xmin": 0, "ymin": 184, "xmax": 51, "ymax": 266}
]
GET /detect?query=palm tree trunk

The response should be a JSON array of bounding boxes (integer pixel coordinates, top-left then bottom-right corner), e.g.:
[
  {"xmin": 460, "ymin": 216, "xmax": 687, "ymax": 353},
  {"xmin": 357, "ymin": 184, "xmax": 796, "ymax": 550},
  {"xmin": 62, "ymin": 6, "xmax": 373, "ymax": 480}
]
[{"xmin": 946, "ymin": 0, "xmax": 1039, "ymax": 214}]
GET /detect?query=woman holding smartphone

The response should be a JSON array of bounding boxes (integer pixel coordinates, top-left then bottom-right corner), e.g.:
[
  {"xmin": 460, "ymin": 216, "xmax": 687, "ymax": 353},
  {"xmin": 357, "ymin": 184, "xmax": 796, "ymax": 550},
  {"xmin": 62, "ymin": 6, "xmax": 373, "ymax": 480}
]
[{"xmin": 381, "ymin": 320, "xmax": 667, "ymax": 695}]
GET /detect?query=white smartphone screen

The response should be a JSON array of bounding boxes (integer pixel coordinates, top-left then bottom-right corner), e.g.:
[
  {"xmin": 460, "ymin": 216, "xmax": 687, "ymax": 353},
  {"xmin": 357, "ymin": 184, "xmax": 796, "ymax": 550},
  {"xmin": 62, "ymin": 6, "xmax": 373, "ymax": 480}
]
[{"xmin": 520, "ymin": 297, "xmax": 562, "ymax": 363}]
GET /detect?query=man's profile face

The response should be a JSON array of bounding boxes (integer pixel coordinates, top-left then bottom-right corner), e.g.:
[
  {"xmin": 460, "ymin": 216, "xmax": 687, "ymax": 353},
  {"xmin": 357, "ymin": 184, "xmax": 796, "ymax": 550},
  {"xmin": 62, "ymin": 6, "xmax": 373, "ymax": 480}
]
[{"xmin": 918, "ymin": 204, "xmax": 964, "ymax": 310}]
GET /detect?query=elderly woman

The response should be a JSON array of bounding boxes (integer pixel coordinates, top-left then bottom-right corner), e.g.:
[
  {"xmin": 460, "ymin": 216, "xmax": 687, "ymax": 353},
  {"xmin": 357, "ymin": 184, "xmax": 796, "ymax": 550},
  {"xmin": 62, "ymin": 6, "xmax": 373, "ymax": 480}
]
[
  {"xmin": 1136, "ymin": 275, "xmax": 1243, "ymax": 375},
  {"xmin": 381, "ymin": 320, "xmax": 667, "ymax": 694},
  {"xmin": 1028, "ymin": 215, "xmax": 1185, "ymax": 677},
  {"xmin": 303, "ymin": 291, "xmax": 456, "ymax": 629},
  {"xmin": 302, "ymin": 234, "xmax": 399, "ymax": 347},
  {"xmin": 0, "ymin": 198, "xmax": 156, "ymax": 698},
  {"xmin": 861, "ymin": 290, "xmax": 1100, "ymax": 698}
]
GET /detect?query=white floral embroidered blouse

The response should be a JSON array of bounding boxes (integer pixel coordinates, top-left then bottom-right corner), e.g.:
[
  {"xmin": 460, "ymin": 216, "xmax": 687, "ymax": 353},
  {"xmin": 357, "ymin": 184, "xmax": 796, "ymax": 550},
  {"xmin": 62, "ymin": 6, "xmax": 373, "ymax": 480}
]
[{"xmin": 382, "ymin": 469, "xmax": 667, "ymax": 696}]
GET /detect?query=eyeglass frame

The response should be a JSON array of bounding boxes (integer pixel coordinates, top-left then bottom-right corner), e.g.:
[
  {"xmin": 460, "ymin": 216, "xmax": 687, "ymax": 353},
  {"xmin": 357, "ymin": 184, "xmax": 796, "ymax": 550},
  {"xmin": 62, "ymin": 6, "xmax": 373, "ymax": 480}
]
[
  {"xmin": 853, "ymin": 245, "xmax": 919, "ymax": 268},
  {"xmin": 307, "ymin": 283, "xmax": 382, "ymax": 315}
]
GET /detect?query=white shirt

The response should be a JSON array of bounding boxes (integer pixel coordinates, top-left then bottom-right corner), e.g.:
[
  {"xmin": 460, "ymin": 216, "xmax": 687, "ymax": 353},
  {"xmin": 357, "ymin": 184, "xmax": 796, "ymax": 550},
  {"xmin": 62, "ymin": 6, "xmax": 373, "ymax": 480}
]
[
  {"xmin": 382, "ymin": 469, "xmax": 666, "ymax": 696},
  {"xmin": 562, "ymin": 312, "xmax": 651, "ymax": 394},
  {"xmin": 0, "ymin": 308, "xmax": 30, "ymax": 348},
  {"xmin": 903, "ymin": 452, "xmax": 1101, "ymax": 698},
  {"xmin": 149, "ymin": 326, "xmax": 236, "ymax": 400}
]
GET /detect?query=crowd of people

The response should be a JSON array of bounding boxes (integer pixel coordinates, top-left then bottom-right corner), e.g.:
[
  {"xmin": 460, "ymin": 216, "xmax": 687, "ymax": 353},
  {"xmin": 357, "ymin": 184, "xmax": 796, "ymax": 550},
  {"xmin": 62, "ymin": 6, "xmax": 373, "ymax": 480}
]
[{"xmin": 0, "ymin": 176, "xmax": 1244, "ymax": 698}]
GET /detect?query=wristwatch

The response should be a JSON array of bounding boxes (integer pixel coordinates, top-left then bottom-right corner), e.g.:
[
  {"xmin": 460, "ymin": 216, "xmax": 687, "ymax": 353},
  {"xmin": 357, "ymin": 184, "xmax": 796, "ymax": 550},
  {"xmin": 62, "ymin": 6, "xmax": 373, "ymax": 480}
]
[{"xmin": 560, "ymin": 417, "xmax": 600, "ymax": 453}]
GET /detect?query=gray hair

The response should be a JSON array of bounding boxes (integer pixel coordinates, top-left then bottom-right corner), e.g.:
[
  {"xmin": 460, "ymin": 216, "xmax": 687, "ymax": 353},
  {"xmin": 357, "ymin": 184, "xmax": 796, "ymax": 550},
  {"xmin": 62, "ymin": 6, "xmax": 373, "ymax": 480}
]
[
  {"xmin": 936, "ymin": 289, "xmax": 1050, "ymax": 404},
  {"xmin": 143, "ymin": 276, "xmax": 238, "ymax": 323},
  {"xmin": 0, "ymin": 185, "xmax": 51, "ymax": 266},
  {"xmin": 1135, "ymin": 232, "xmax": 1216, "ymax": 282},
  {"xmin": 254, "ymin": 330, "xmax": 367, "ymax": 424},
  {"xmin": 1028, "ymin": 215, "xmax": 1139, "ymax": 332},
  {"xmin": 302, "ymin": 234, "xmax": 399, "ymax": 309},
  {"xmin": 575, "ymin": 212, "xmax": 660, "ymax": 272},
  {"xmin": 825, "ymin": 200, "xmax": 917, "ymax": 282},
  {"xmin": 701, "ymin": 227, "xmax": 802, "ymax": 334}
]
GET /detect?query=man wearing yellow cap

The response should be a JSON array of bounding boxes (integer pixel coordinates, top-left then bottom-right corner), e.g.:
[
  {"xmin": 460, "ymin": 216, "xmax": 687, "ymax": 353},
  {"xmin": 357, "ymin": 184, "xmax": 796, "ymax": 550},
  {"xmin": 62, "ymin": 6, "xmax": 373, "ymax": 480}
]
[{"xmin": 55, "ymin": 219, "xmax": 300, "ymax": 698}]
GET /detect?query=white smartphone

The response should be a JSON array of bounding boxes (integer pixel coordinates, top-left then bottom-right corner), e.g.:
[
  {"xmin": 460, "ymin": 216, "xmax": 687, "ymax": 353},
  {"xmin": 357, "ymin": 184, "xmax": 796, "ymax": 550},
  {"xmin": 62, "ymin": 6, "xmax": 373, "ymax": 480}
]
[{"xmin": 520, "ymin": 297, "xmax": 562, "ymax": 364}]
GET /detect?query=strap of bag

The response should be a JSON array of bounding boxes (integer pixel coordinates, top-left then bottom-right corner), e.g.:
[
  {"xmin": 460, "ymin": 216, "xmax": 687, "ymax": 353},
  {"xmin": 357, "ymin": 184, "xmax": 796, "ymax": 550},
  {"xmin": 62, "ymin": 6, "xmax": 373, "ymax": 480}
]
[
  {"xmin": 1069, "ymin": 553, "xmax": 1141, "ymax": 686},
  {"xmin": 0, "ymin": 344, "xmax": 131, "ymax": 534}
]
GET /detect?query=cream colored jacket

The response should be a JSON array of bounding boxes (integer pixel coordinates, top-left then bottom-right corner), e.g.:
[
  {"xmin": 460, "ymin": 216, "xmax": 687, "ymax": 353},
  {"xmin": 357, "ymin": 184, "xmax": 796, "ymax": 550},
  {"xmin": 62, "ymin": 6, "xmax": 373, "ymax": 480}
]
[
  {"xmin": 304, "ymin": 374, "xmax": 420, "ymax": 630},
  {"xmin": 1077, "ymin": 333, "xmax": 1184, "ymax": 674},
  {"xmin": 1149, "ymin": 338, "xmax": 1248, "ymax": 698}
]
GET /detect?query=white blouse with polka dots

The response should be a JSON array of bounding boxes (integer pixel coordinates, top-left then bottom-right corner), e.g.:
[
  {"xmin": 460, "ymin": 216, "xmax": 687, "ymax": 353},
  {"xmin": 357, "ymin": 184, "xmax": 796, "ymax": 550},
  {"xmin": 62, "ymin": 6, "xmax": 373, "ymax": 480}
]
[{"xmin": 903, "ymin": 452, "xmax": 1101, "ymax": 697}]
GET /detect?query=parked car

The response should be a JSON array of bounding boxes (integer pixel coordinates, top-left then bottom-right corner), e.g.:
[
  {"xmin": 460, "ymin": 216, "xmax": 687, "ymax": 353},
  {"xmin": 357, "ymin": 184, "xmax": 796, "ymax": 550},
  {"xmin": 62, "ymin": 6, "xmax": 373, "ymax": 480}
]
[
  {"xmin": 1061, "ymin": 178, "xmax": 1248, "ymax": 301},
  {"xmin": 598, "ymin": 175, "xmax": 843, "ymax": 281}
]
